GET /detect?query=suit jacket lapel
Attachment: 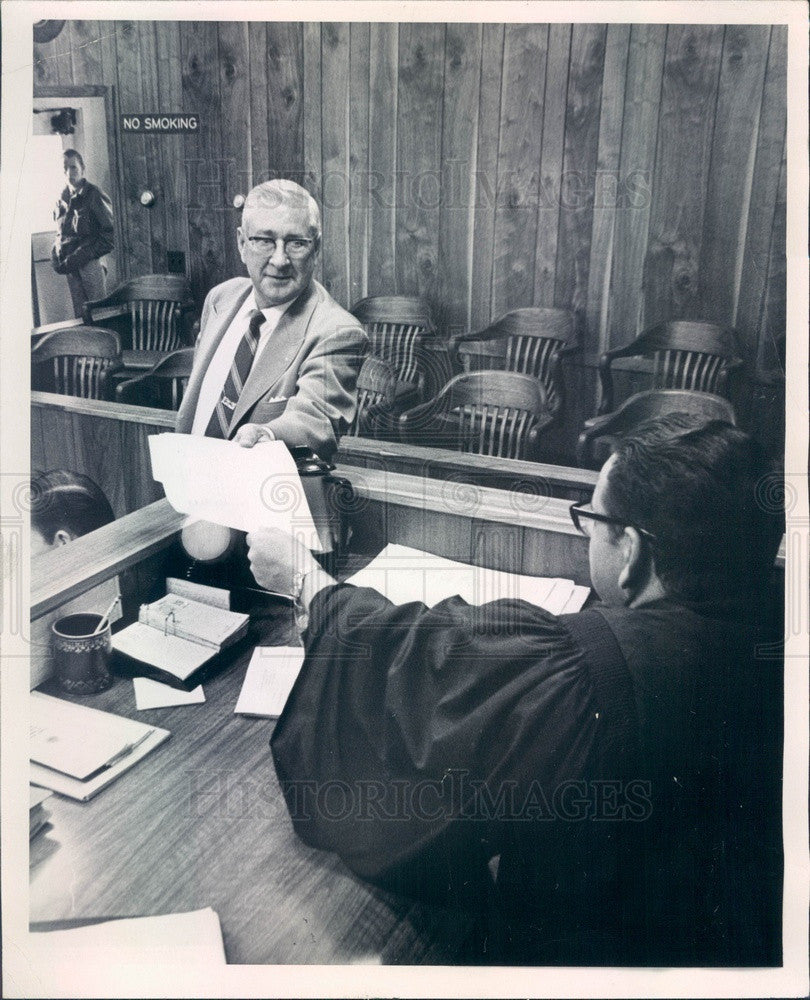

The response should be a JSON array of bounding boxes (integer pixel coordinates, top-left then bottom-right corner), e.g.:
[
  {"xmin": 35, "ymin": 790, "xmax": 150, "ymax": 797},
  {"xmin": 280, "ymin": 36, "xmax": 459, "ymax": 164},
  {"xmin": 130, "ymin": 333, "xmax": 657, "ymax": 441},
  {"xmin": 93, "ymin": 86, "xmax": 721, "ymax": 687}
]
[
  {"xmin": 180, "ymin": 283, "xmax": 253, "ymax": 427},
  {"xmin": 229, "ymin": 282, "xmax": 318, "ymax": 431}
]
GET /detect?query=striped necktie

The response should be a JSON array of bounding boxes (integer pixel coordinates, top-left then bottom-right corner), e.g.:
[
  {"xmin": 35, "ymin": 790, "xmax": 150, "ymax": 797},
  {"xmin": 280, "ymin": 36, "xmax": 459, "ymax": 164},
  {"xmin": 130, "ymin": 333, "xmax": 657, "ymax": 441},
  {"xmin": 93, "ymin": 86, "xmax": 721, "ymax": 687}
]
[{"xmin": 204, "ymin": 309, "xmax": 264, "ymax": 439}]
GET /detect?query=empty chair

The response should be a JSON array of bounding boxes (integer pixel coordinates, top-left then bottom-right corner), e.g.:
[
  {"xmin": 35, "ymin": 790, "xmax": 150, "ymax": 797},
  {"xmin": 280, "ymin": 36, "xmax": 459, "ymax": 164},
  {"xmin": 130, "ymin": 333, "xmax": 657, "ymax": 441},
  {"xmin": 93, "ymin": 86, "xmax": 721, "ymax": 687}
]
[
  {"xmin": 31, "ymin": 326, "xmax": 122, "ymax": 400},
  {"xmin": 115, "ymin": 347, "xmax": 195, "ymax": 410},
  {"xmin": 576, "ymin": 389, "xmax": 737, "ymax": 468},
  {"xmin": 399, "ymin": 371, "xmax": 554, "ymax": 461},
  {"xmin": 82, "ymin": 274, "xmax": 195, "ymax": 352},
  {"xmin": 449, "ymin": 307, "xmax": 577, "ymax": 421},
  {"xmin": 597, "ymin": 320, "xmax": 743, "ymax": 415},
  {"xmin": 350, "ymin": 296, "xmax": 435, "ymax": 405},
  {"xmin": 347, "ymin": 356, "xmax": 397, "ymax": 439}
]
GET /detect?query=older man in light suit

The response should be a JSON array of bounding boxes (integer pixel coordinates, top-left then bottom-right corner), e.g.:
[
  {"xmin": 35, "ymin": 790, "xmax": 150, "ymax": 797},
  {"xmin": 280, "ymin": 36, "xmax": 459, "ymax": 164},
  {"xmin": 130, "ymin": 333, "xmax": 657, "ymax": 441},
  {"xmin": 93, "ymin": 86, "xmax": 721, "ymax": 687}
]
[{"xmin": 176, "ymin": 179, "xmax": 366, "ymax": 462}]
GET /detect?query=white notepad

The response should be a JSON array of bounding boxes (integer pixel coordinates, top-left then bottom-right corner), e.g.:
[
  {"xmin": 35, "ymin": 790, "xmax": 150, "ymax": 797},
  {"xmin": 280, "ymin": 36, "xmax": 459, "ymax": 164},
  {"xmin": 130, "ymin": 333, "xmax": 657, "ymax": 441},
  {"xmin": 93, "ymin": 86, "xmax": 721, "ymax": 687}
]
[{"xmin": 234, "ymin": 647, "xmax": 305, "ymax": 718}]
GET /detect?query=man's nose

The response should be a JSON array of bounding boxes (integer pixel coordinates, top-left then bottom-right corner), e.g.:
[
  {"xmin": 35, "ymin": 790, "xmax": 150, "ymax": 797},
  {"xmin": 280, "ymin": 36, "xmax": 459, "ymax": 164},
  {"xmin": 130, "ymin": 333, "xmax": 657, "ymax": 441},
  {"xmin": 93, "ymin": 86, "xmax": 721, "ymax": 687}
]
[{"xmin": 268, "ymin": 240, "xmax": 290, "ymax": 266}]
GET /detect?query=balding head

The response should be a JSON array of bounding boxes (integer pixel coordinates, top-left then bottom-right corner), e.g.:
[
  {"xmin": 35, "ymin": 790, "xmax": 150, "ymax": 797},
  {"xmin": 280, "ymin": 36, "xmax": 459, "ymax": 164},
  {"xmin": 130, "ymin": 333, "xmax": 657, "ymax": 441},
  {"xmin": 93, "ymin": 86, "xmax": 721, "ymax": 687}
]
[{"xmin": 243, "ymin": 180, "xmax": 321, "ymax": 241}]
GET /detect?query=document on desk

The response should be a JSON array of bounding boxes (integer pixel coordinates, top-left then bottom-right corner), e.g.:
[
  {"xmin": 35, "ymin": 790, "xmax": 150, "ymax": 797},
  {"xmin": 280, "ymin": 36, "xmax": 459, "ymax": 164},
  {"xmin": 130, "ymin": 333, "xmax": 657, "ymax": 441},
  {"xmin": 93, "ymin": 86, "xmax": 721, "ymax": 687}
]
[
  {"xmin": 346, "ymin": 544, "xmax": 591, "ymax": 614},
  {"xmin": 148, "ymin": 433, "xmax": 321, "ymax": 548},
  {"xmin": 234, "ymin": 646, "xmax": 305, "ymax": 717},
  {"xmin": 29, "ymin": 907, "xmax": 226, "ymax": 964}
]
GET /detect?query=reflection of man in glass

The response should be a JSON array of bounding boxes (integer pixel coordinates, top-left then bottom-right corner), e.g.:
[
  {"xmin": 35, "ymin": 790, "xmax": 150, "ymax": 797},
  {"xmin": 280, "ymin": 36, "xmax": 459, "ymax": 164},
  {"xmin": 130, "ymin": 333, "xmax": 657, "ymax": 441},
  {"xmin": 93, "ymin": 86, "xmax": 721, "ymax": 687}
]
[{"xmin": 51, "ymin": 149, "xmax": 114, "ymax": 316}]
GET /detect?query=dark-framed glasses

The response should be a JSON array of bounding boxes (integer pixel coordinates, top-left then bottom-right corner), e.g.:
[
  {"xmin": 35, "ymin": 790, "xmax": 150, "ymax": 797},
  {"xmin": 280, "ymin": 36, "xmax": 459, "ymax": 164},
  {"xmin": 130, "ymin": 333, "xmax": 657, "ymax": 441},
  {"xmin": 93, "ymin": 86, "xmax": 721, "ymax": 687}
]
[
  {"xmin": 569, "ymin": 501, "xmax": 658, "ymax": 543},
  {"xmin": 245, "ymin": 235, "xmax": 315, "ymax": 259}
]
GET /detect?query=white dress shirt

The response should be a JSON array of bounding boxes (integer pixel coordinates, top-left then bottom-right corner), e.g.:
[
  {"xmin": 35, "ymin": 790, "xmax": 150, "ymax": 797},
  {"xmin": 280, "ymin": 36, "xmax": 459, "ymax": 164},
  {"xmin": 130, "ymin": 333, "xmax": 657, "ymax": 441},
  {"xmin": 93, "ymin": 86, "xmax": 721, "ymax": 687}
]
[{"xmin": 191, "ymin": 293, "xmax": 292, "ymax": 435}]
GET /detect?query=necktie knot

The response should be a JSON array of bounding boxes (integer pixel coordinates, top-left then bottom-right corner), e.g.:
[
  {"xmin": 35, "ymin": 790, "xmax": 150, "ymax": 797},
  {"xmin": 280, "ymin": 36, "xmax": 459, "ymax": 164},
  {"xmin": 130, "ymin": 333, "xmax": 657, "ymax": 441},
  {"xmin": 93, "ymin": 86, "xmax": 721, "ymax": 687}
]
[{"xmin": 248, "ymin": 309, "xmax": 264, "ymax": 339}]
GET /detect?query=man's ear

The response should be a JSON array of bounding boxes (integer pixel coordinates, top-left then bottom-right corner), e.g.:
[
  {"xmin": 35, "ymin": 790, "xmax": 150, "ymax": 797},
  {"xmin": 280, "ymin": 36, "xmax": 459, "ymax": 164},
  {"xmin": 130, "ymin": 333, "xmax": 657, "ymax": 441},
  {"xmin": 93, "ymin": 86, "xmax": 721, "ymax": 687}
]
[
  {"xmin": 236, "ymin": 227, "xmax": 247, "ymax": 263},
  {"xmin": 53, "ymin": 528, "xmax": 73, "ymax": 547},
  {"xmin": 618, "ymin": 527, "xmax": 647, "ymax": 598}
]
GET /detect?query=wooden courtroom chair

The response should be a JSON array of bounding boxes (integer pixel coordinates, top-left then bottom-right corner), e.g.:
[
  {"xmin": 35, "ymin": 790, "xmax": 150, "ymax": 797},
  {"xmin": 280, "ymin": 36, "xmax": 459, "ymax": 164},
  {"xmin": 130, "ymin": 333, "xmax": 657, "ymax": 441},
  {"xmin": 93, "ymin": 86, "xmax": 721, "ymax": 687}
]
[
  {"xmin": 114, "ymin": 347, "xmax": 195, "ymax": 410},
  {"xmin": 596, "ymin": 319, "xmax": 743, "ymax": 416},
  {"xmin": 576, "ymin": 388, "xmax": 737, "ymax": 468},
  {"xmin": 31, "ymin": 326, "xmax": 122, "ymax": 400},
  {"xmin": 449, "ymin": 307, "xmax": 578, "ymax": 423},
  {"xmin": 82, "ymin": 273, "xmax": 195, "ymax": 353},
  {"xmin": 350, "ymin": 296, "xmax": 435, "ymax": 407},
  {"xmin": 346, "ymin": 356, "xmax": 397, "ymax": 439},
  {"xmin": 399, "ymin": 371, "xmax": 554, "ymax": 461}
]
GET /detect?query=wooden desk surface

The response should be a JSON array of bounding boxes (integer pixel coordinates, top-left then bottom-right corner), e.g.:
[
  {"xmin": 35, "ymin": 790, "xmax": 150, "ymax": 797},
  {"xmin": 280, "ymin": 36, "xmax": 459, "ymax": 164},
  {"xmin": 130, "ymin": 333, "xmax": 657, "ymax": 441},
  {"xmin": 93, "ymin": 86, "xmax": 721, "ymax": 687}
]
[{"xmin": 29, "ymin": 606, "xmax": 473, "ymax": 965}]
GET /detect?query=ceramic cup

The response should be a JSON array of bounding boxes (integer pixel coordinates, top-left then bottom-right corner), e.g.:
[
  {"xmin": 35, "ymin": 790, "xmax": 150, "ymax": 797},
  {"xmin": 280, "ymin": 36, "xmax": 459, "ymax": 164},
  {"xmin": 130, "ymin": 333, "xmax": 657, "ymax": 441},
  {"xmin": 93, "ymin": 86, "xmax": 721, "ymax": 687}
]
[{"xmin": 51, "ymin": 612, "xmax": 113, "ymax": 695}]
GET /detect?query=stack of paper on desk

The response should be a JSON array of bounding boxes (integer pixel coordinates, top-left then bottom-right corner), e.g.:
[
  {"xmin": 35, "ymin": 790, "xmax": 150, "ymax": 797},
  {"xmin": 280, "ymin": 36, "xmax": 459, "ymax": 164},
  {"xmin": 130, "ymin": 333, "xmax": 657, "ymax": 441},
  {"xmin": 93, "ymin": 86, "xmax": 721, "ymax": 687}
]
[
  {"xmin": 346, "ymin": 544, "xmax": 590, "ymax": 614},
  {"xmin": 30, "ymin": 692, "xmax": 170, "ymax": 801},
  {"xmin": 29, "ymin": 786, "xmax": 52, "ymax": 839},
  {"xmin": 234, "ymin": 647, "xmax": 305, "ymax": 718}
]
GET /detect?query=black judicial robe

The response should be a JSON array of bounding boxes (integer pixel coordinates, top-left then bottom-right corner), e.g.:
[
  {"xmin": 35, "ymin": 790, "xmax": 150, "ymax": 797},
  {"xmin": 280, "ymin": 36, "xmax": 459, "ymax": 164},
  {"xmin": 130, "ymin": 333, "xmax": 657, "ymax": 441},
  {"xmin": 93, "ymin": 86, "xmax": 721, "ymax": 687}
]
[{"xmin": 271, "ymin": 585, "xmax": 782, "ymax": 966}]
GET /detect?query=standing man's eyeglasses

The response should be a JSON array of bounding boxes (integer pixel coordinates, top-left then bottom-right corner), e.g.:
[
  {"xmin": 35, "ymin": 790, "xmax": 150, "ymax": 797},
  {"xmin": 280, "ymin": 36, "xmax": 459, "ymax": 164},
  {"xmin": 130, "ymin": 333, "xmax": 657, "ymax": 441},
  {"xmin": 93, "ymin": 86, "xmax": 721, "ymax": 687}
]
[
  {"xmin": 245, "ymin": 236, "xmax": 315, "ymax": 259},
  {"xmin": 569, "ymin": 501, "xmax": 658, "ymax": 542}
]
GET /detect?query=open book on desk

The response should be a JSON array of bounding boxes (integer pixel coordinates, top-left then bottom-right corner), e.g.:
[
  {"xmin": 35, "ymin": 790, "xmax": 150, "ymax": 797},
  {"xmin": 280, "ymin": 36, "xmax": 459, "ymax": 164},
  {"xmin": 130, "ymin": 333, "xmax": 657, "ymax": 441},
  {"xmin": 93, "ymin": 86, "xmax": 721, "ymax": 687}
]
[
  {"xmin": 30, "ymin": 692, "xmax": 170, "ymax": 801},
  {"xmin": 112, "ymin": 579, "xmax": 249, "ymax": 690}
]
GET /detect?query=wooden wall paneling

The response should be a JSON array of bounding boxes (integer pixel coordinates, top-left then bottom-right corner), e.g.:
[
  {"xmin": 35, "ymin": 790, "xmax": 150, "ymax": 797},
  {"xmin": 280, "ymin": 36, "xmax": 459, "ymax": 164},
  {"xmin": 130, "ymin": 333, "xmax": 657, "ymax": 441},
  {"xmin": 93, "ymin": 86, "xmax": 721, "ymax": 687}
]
[
  {"xmin": 437, "ymin": 23, "xmax": 482, "ymax": 337},
  {"xmin": 217, "ymin": 22, "xmax": 251, "ymax": 281},
  {"xmin": 302, "ymin": 23, "xmax": 324, "ymax": 285},
  {"xmin": 265, "ymin": 22, "xmax": 305, "ymax": 182},
  {"xmin": 643, "ymin": 25, "xmax": 724, "ymax": 328},
  {"xmin": 348, "ymin": 23, "xmax": 371, "ymax": 308},
  {"xmin": 37, "ymin": 407, "xmax": 77, "ymax": 474},
  {"xmin": 155, "ymin": 22, "xmax": 189, "ymax": 267},
  {"xmin": 34, "ymin": 33, "xmax": 61, "ymax": 87},
  {"xmin": 395, "ymin": 23, "xmax": 446, "ymax": 310},
  {"xmin": 490, "ymin": 24, "xmax": 548, "ymax": 318},
  {"xmin": 384, "ymin": 503, "xmax": 472, "ymax": 562},
  {"xmin": 698, "ymin": 26, "xmax": 771, "ymax": 328},
  {"xmin": 520, "ymin": 521, "xmax": 591, "ymax": 585},
  {"xmin": 367, "ymin": 24, "xmax": 398, "ymax": 299},
  {"xmin": 116, "ymin": 22, "xmax": 154, "ymax": 277},
  {"xmin": 120, "ymin": 421, "xmax": 167, "ymax": 512},
  {"xmin": 471, "ymin": 519, "xmax": 523, "ymax": 577},
  {"xmin": 757, "ymin": 146, "xmax": 786, "ymax": 377},
  {"xmin": 179, "ymin": 21, "xmax": 230, "ymax": 304},
  {"xmin": 30, "ymin": 409, "xmax": 47, "ymax": 473},
  {"xmin": 67, "ymin": 20, "xmax": 104, "ymax": 82},
  {"xmin": 320, "ymin": 23, "xmax": 352, "ymax": 306},
  {"xmin": 98, "ymin": 22, "xmax": 126, "ymax": 280},
  {"xmin": 607, "ymin": 24, "xmax": 665, "ymax": 350},
  {"xmin": 554, "ymin": 25, "xmax": 607, "ymax": 322},
  {"xmin": 138, "ymin": 21, "xmax": 169, "ymax": 274},
  {"xmin": 247, "ymin": 23, "xmax": 270, "ymax": 190},
  {"xmin": 585, "ymin": 24, "xmax": 631, "ymax": 354},
  {"xmin": 736, "ymin": 27, "xmax": 787, "ymax": 364},
  {"xmin": 533, "ymin": 23, "xmax": 571, "ymax": 309},
  {"xmin": 469, "ymin": 24, "xmax": 505, "ymax": 328},
  {"xmin": 71, "ymin": 411, "xmax": 128, "ymax": 517}
]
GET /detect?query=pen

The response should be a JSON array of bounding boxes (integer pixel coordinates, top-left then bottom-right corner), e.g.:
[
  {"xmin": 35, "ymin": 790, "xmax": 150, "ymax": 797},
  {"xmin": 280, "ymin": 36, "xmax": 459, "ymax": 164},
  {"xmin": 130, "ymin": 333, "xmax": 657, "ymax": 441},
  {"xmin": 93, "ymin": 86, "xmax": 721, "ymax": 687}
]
[{"xmin": 103, "ymin": 730, "xmax": 154, "ymax": 769}]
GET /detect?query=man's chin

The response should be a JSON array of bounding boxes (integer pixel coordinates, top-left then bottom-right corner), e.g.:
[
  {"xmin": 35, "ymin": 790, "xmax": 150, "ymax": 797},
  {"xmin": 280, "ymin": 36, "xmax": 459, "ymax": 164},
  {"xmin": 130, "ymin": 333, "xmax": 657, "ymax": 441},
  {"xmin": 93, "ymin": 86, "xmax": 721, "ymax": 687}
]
[{"xmin": 257, "ymin": 277, "xmax": 301, "ymax": 306}]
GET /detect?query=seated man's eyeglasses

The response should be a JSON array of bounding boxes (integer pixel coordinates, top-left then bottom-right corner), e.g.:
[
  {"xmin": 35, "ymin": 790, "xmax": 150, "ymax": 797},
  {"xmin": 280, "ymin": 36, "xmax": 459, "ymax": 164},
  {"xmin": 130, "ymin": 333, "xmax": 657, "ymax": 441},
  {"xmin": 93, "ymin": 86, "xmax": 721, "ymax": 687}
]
[
  {"xmin": 246, "ymin": 235, "xmax": 315, "ymax": 259},
  {"xmin": 569, "ymin": 501, "xmax": 658, "ymax": 543}
]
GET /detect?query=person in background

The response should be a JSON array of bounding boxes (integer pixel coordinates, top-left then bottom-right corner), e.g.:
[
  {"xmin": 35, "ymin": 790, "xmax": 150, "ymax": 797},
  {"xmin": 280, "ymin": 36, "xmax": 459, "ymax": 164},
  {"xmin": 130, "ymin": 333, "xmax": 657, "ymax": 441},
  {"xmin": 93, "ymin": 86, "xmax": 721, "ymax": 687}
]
[
  {"xmin": 51, "ymin": 148, "xmax": 114, "ymax": 316},
  {"xmin": 175, "ymin": 179, "xmax": 367, "ymax": 463},
  {"xmin": 31, "ymin": 470, "xmax": 115, "ymax": 556},
  {"xmin": 247, "ymin": 414, "xmax": 784, "ymax": 966}
]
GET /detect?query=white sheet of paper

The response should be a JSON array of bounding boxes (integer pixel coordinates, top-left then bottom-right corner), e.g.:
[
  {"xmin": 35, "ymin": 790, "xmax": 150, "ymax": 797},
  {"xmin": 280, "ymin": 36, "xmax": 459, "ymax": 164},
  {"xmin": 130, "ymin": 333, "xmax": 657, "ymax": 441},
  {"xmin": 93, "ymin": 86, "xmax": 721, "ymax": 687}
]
[
  {"xmin": 29, "ymin": 907, "xmax": 226, "ymax": 964},
  {"xmin": 234, "ymin": 646, "xmax": 305, "ymax": 718},
  {"xmin": 346, "ymin": 543, "xmax": 590, "ymax": 614},
  {"xmin": 133, "ymin": 677, "xmax": 206, "ymax": 710},
  {"xmin": 111, "ymin": 622, "xmax": 213, "ymax": 680},
  {"xmin": 148, "ymin": 433, "xmax": 322, "ymax": 550}
]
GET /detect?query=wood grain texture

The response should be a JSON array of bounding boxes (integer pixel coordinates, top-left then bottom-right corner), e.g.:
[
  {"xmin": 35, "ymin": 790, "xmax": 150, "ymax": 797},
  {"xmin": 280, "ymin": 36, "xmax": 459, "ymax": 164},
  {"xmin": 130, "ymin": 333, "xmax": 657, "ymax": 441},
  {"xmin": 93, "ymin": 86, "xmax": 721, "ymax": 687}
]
[
  {"xmin": 217, "ymin": 22, "xmax": 251, "ymax": 281},
  {"xmin": 154, "ymin": 21, "xmax": 188, "ymax": 261},
  {"xmin": 698, "ymin": 25, "xmax": 770, "ymax": 326},
  {"xmin": 265, "ymin": 21, "xmax": 305, "ymax": 181},
  {"xmin": 320, "ymin": 23, "xmax": 351, "ymax": 305},
  {"xmin": 491, "ymin": 24, "xmax": 548, "ymax": 317},
  {"xmin": 348, "ymin": 23, "xmax": 371, "ymax": 307},
  {"xmin": 643, "ymin": 25, "xmax": 724, "ymax": 327},
  {"xmin": 367, "ymin": 24, "xmax": 399, "ymax": 299},
  {"xmin": 67, "ymin": 20, "xmax": 103, "ymax": 82},
  {"xmin": 302, "ymin": 23, "xmax": 324, "ymax": 285}
]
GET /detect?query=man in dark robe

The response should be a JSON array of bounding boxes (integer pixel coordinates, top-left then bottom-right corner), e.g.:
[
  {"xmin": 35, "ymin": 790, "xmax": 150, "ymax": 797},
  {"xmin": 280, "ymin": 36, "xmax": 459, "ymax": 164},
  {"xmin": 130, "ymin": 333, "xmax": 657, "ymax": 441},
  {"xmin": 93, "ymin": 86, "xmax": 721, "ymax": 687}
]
[{"xmin": 246, "ymin": 415, "xmax": 783, "ymax": 966}]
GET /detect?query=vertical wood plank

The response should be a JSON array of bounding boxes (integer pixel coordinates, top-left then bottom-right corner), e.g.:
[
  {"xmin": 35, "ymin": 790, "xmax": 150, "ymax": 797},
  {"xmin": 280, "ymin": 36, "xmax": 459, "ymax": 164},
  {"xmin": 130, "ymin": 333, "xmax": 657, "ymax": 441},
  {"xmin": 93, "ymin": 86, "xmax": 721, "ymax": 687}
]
[
  {"xmin": 320, "ymin": 23, "xmax": 351, "ymax": 306},
  {"xmin": 757, "ymin": 146, "xmax": 786, "ymax": 376},
  {"xmin": 348, "ymin": 23, "xmax": 371, "ymax": 308},
  {"xmin": 367, "ymin": 24, "xmax": 398, "ymax": 298},
  {"xmin": 438, "ymin": 24, "xmax": 482, "ymax": 337},
  {"xmin": 34, "ymin": 36, "xmax": 61, "ymax": 87},
  {"xmin": 155, "ymin": 22, "xmax": 189, "ymax": 266},
  {"xmin": 247, "ymin": 22, "xmax": 269, "ymax": 189},
  {"xmin": 585, "ymin": 24, "xmax": 631, "ymax": 354},
  {"xmin": 68, "ymin": 21, "xmax": 103, "ymax": 82},
  {"xmin": 643, "ymin": 24, "xmax": 724, "ymax": 328},
  {"xmin": 31, "ymin": 409, "xmax": 46, "ymax": 473},
  {"xmin": 265, "ymin": 22, "xmax": 305, "ymax": 181},
  {"xmin": 137, "ymin": 22, "xmax": 167, "ymax": 274},
  {"xmin": 116, "ymin": 22, "xmax": 154, "ymax": 276},
  {"xmin": 533, "ymin": 23, "xmax": 571, "ymax": 308},
  {"xmin": 491, "ymin": 23, "xmax": 548, "ymax": 317},
  {"xmin": 217, "ymin": 22, "xmax": 251, "ymax": 281},
  {"xmin": 554, "ymin": 25, "xmax": 607, "ymax": 323},
  {"xmin": 180, "ymin": 21, "xmax": 229, "ymax": 303},
  {"xmin": 736, "ymin": 27, "xmax": 787, "ymax": 363},
  {"xmin": 302, "ymin": 23, "xmax": 323, "ymax": 284},
  {"xmin": 698, "ymin": 26, "xmax": 771, "ymax": 327},
  {"xmin": 469, "ymin": 25, "xmax": 504, "ymax": 328},
  {"xmin": 395, "ymin": 23, "xmax": 445, "ymax": 309},
  {"xmin": 53, "ymin": 22, "xmax": 75, "ymax": 87}
]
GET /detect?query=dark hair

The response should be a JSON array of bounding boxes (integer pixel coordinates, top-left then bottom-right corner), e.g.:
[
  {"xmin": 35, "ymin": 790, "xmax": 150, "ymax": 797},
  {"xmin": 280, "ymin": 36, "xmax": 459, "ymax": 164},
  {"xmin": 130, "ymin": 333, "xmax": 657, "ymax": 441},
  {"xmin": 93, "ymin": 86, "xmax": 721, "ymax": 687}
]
[
  {"xmin": 604, "ymin": 414, "xmax": 783, "ymax": 603},
  {"xmin": 62, "ymin": 148, "xmax": 84, "ymax": 170},
  {"xmin": 31, "ymin": 470, "xmax": 114, "ymax": 543}
]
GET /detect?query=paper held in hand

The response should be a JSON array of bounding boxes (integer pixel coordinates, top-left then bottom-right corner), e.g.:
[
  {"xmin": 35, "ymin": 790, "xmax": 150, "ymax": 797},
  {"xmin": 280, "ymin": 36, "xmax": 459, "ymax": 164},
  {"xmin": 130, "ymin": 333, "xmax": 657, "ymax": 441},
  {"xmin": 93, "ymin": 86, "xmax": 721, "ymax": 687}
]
[{"xmin": 148, "ymin": 433, "xmax": 323, "ymax": 550}]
